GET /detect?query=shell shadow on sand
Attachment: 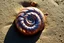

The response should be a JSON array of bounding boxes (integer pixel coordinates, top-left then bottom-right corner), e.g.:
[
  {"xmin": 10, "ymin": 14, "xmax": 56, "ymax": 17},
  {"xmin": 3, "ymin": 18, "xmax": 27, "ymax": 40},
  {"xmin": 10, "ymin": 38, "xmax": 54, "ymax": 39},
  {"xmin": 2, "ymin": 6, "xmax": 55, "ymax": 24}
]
[{"xmin": 4, "ymin": 20, "xmax": 42, "ymax": 43}]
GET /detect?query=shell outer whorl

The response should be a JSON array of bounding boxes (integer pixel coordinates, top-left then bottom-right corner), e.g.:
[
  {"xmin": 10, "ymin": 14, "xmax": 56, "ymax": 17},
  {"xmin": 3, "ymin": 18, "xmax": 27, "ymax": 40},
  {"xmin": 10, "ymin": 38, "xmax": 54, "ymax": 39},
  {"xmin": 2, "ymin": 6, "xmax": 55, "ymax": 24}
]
[{"xmin": 15, "ymin": 7, "xmax": 45, "ymax": 35}]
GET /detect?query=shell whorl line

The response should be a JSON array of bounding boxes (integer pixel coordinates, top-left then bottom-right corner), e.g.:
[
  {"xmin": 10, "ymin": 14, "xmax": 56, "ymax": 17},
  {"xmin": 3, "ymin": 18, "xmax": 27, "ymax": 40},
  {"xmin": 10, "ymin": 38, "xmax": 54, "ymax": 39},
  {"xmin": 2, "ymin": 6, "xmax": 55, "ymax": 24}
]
[{"xmin": 15, "ymin": 7, "xmax": 45, "ymax": 35}]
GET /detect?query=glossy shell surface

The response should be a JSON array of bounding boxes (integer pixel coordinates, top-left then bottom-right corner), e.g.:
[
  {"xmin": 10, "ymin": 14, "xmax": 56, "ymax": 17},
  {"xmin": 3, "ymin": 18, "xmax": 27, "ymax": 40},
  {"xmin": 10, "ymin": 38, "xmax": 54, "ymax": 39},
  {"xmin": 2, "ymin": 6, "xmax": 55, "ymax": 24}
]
[{"xmin": 15, "ymin": 7, "xmax": 45, "ymax": 35}]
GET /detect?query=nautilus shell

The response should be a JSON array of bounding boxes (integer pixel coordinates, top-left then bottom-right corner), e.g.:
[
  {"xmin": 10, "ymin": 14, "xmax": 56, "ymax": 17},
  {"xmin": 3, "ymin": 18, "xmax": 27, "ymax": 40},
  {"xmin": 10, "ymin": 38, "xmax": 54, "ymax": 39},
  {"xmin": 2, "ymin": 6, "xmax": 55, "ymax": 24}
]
[{"xmin": 15, "ymin": 7, "xmax": 45, "ymax": 35}]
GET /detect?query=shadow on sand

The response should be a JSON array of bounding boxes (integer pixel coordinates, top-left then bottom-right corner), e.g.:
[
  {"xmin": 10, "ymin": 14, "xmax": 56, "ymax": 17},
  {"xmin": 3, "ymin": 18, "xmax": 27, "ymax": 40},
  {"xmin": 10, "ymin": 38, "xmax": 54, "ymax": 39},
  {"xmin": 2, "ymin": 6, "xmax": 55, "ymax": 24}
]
[{"xmin": 4, "ymin": 21, "xmax": 42, "ymax": 43}]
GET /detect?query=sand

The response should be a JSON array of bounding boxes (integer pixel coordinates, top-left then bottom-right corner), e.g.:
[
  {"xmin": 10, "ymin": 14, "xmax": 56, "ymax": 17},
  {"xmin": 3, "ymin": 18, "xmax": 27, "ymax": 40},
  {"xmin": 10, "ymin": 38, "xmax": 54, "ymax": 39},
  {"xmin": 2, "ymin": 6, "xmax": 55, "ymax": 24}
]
[{"xmin": 0, "ymin": 0, "xmax": 64, "ymax": 43}]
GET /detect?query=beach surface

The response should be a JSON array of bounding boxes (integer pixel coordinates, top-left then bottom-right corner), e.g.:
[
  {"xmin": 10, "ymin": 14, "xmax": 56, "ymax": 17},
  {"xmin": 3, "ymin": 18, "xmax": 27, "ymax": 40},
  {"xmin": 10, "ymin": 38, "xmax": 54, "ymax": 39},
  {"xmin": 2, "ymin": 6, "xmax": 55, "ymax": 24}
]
[{"xmin": 0, "ymin": 0, "xmax": 64, "ymax": 43}]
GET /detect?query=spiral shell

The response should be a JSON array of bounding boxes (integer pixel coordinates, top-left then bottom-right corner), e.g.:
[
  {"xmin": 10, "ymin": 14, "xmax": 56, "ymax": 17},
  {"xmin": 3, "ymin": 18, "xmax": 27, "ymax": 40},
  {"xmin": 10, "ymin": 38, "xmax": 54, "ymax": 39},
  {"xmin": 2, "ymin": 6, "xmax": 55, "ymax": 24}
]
[{"xmin": 15, "ymin": 7, "xmax": 45, "ymax": 35}]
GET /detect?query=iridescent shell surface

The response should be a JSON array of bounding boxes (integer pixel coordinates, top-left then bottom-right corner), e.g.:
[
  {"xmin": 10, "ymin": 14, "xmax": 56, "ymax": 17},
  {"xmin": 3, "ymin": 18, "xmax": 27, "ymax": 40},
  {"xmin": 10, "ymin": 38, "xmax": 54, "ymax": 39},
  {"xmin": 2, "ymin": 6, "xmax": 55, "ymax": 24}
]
[{"xmin": 15, "ymin": 7, "xmax": 45, "ymax": 35}]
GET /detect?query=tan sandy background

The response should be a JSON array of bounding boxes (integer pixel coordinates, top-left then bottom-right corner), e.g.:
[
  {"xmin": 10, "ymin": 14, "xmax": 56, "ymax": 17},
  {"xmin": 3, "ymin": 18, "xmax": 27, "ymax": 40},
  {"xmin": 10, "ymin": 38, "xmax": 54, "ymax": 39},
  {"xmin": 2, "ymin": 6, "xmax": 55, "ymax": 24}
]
[{"xmin": 0, "ymin": 0, "xmax": 64, "ymax": 43}]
